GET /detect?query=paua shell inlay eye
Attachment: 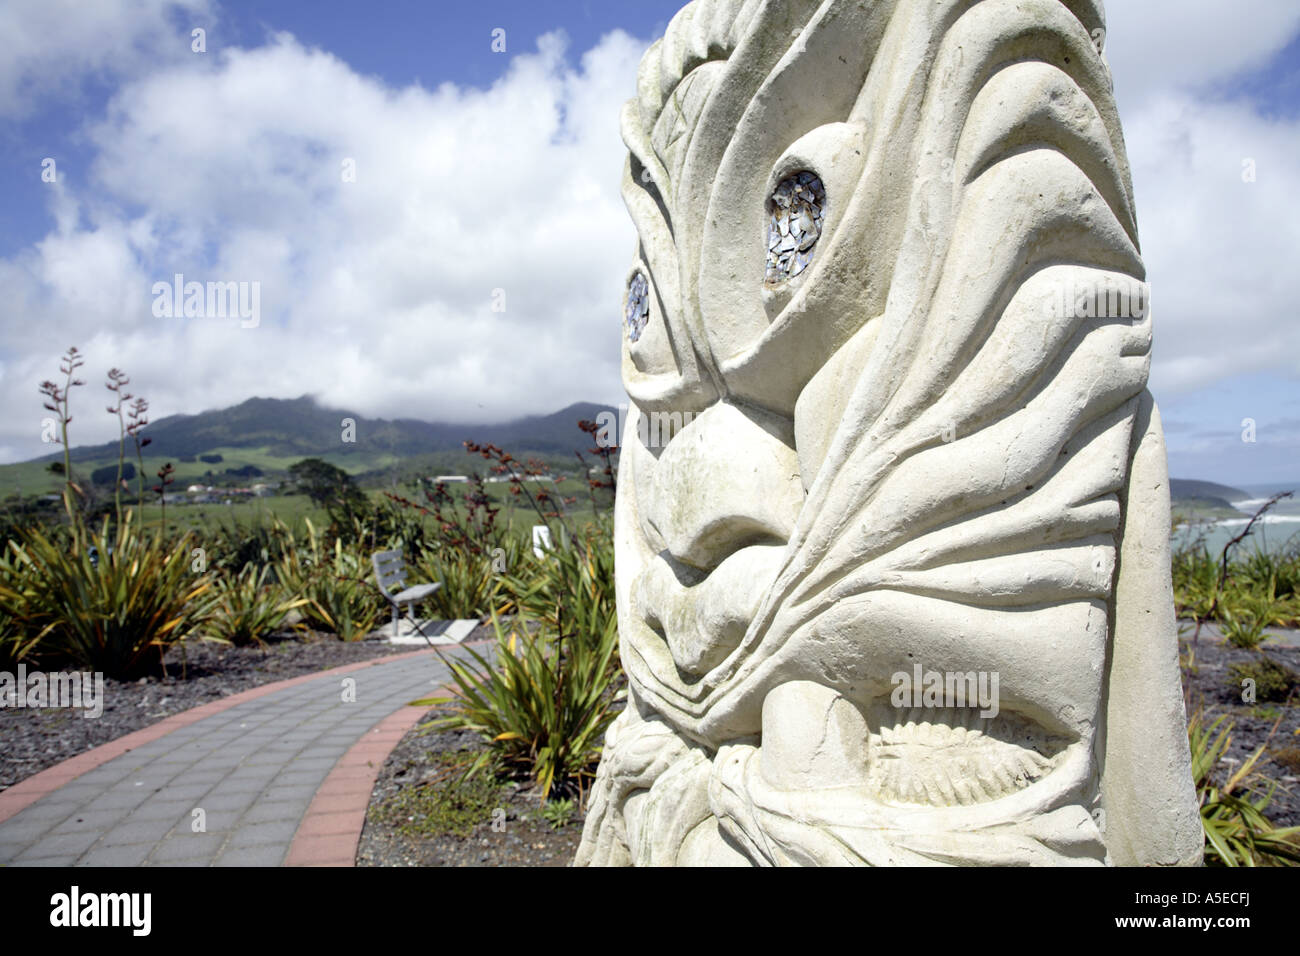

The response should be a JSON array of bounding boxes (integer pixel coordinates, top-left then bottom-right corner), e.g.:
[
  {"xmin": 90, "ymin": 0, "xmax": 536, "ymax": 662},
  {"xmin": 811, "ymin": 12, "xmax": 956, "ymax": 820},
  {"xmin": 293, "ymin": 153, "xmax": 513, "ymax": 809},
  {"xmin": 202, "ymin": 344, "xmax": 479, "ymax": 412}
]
[
  {"xmin": 765, "ymin": 171, "xmax": 826, "ymax": 285},
  {"xmin": 626, "ymin": 272, "xmax": 650, "ymax": 343}
]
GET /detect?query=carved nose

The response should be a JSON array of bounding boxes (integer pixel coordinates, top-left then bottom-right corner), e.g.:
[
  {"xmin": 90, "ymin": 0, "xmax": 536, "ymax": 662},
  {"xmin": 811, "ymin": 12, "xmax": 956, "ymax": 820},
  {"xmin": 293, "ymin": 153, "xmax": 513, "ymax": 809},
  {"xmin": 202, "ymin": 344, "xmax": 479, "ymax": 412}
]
[{"xmin": 645, "ymin": 401, "xmax": 804, "ymax": 572}]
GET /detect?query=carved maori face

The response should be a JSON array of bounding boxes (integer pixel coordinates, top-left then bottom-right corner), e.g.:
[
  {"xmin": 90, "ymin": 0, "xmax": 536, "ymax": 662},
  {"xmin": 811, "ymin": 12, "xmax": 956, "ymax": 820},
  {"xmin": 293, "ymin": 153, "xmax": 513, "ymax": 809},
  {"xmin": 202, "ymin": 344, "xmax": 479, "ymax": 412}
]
[{"xmin": 582, "ymin": 0, "xmax": 1201, "ymax": 867}]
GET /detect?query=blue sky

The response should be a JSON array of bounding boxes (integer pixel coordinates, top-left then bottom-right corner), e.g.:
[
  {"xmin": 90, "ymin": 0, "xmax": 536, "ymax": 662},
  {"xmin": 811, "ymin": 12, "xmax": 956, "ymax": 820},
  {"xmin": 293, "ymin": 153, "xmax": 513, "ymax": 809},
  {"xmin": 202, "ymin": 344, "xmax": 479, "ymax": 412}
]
[{"xmin": 0, "ymin": 0, "xmax": 1297, "ymax": 488}]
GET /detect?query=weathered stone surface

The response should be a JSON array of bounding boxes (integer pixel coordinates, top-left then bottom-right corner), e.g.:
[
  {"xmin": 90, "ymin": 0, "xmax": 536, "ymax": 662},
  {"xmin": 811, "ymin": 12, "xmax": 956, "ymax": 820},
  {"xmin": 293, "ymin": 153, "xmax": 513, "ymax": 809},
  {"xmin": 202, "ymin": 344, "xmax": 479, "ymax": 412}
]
[{"xmin": 582, "ymin": 0, "xmax": 1201, "ymax": 867}]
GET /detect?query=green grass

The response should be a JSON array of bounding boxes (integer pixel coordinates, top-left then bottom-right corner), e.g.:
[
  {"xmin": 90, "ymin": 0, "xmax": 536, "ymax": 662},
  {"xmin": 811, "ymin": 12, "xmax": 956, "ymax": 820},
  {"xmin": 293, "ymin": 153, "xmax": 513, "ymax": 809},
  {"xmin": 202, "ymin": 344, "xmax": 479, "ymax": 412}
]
[{"xmin": 366, "ymin": 750, "xmax": 506, "ymax": 838}]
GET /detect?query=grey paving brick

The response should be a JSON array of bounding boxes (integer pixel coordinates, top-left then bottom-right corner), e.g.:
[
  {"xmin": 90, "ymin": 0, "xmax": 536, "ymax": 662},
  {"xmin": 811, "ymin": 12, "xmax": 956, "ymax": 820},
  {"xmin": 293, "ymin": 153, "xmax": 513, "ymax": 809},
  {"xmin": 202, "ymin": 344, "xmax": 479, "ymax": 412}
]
[
  {"xmin": 225, "ymin": 819, "xmax": 299, "ymax": 848},
  {"xmin": 146, "ymin": 859, "xmax": 210, "ymax": 867},
  {"xmin": 187, "ymin": 810, "xmax": 240, "ymax": 834},
  {"xmin": 238, "ymin": 799, "xmax": 307, "ymax": 825},
  {"xmin": 10, "ymin": 854, "xmax": 78, "ymax": 867},
  {"xmin": 242, "ymin": 750, "xmax": 294, "ymax": 767},
  {"xmin": 148, "ymin": 751, "xmax": 195, "ymax": 763},
  {"xmin": 213, "ymin": 844, "xmax": 285, "ymax": 866},
  {"xmin": 93, "ymin": 787, "xmax": 152, "ymax": 811},
  {"xmin": 151, "ymin": 781, "xmax": 210, "ymax": 802},
  {"xmin": 229, "ymin": 761, "xmax": 279, "ymax": 779},
  {"xmin": 77, "ymin": 841, "xmax": 154, "ymax": 866},
  {"xmin": 272, "ymin": 769, "xmax": 328, "ymax": 790},
  {"xmin": 218, "ymin": 770, "xmax": 276, "ymax": 790},
  {"xmin": 37, "ymin": 781, "xmax": 102, "ymax": 805},
  {"xmin": 132, "ymin": 798, "xmax": 198, "ymax": 824},
  {"xmin": 150, "ymin": 831, "xmax": 227, "ymax": 862},
  {"xmin": 50, "ymin": 809, "xmax": 127, "ymax": 834},
  {"xmin": 2, "ymin": 802, "xmax": 80, "ymax": 830},
  {"xmin": 285, "ymin": 756, "xmax": 338, "ymax": 773},
  {"xmin": 259, "ymin": 785, "xmax": 312, "ymax": 805},
  {"xmin": 14, "ymin": 828, "xmax": 100, "ymax": 859},
  {"xmin": 101, "ymin": 817, "xmax": 178, "ymax": 847},
  {"xmin": 0, "ymin": 812, "xmax": 64, "ymax": 841},
  {"xmin": 75, "ymin": 764, "xmax": 137, "ymax": 786},
  {"xmin": 192, "ymin": 791, "xmax": 259, "ymax": 813},
  {"xmin": 173, "ymin": 769, "xmax": 226, "ymax": 786}
]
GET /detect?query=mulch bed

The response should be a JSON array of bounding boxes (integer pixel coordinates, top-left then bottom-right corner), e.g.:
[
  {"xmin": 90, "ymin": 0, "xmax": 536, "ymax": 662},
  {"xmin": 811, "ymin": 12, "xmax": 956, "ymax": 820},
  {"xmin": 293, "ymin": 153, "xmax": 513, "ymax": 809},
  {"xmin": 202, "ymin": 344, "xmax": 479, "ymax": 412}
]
[
  {"xmin": 1180, "ymin": 634, "xmax": 1300, "ymax": 828},
  {"xmin": 0, "ymin": 631, "xmax": 410, "ymax": 793},
  {"xmin": 356, "ymin": 709, "xmax": 584, "ymax": 867}
]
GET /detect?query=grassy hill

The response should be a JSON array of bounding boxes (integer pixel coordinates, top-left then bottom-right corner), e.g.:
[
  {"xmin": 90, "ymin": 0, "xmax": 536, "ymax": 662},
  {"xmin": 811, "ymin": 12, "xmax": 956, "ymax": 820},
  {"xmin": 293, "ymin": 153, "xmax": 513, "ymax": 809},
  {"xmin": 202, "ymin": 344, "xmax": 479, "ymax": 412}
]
[{"xmin": 1, "ymin": 396, "xmax": 618, "ymax": 496}]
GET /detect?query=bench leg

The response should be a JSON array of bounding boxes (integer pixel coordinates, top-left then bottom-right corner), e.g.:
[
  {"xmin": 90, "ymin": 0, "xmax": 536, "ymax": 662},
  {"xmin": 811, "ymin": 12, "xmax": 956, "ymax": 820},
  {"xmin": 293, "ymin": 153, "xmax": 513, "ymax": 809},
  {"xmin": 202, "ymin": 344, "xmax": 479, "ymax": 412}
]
[
  {"xmin": 392, "ymin": 604, "xmax": 400, "ymax": 639},
  {"xmin": 404, "ymin": 602, "xmax": 433, "ymax": 645}
]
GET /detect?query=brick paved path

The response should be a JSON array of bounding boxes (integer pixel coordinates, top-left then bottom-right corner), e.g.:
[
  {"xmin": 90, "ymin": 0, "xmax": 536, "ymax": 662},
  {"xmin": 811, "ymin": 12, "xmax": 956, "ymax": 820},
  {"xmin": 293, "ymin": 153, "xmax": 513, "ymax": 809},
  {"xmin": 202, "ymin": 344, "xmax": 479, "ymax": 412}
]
[{"xmin": 0, "ymin": 647, "xmax": 464, "ymax": 866}]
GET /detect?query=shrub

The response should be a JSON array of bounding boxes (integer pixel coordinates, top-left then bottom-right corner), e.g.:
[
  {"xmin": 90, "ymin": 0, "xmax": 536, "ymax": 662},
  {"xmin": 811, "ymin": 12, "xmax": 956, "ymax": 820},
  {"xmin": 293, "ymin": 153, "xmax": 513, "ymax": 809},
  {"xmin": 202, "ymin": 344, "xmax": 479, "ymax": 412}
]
[
  {"xmin": 1227, "ymin": 657, "xmax": 1296, "ymax": 703},
  {"xmin": 415, "ymin": 605, "xmax": 622, "ymax": 802},
  {"xmin": 1172, "ymin": 544, "xmax": 1220, "ymax": 622},
  {"xmin": 1217, "ymin": 586, "xmax": 1291, "ymax": 649},
  {"xmin": 414, "ymin": 536, "xmax": 522, "ymax": 621},
  {"xmin": 5, "ymin": 513, "xmax": 213, "ymax": 679},
  {"xmin": 278, "ymin": 520, "xmax": 382, "ymax": 641},
  {"xmin": 206, "ymin": 563, "xmax": 306, "ymax": 647},
  {"xmin": 1190, "ymin": 710, "xmax": 1300, "ymax": 866},
  {"xmin": 0, "ymin": 542, "xmax": 38, "ymax": 670},
  {"xmin": 498, "ymin": 525, "xmax": 616, "ymax": 641},
  {"xmin": 205, "ymin": 512, "xmax": 297, "ymax": 576}
]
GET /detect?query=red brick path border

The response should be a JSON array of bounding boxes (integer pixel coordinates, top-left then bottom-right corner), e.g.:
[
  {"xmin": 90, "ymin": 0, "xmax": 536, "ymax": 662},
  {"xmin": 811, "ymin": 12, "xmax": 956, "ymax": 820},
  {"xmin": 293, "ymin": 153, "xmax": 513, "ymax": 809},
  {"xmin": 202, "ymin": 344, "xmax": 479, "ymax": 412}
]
[
  {"xmin": 283, "ymin": 687, "xmax": 452, "ymax": 866},
  {"xmin": 0, "ymin": 647, "xmax": 443, "ymax": 826}
]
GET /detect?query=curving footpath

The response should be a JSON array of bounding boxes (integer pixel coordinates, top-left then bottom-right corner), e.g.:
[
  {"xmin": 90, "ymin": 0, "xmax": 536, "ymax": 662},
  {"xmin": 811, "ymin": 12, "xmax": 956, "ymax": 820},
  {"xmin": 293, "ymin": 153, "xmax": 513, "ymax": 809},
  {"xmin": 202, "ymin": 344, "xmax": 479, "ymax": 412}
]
[{"xmin": 0, "ymin": 645, "xmax": 473, "ymax": 867}]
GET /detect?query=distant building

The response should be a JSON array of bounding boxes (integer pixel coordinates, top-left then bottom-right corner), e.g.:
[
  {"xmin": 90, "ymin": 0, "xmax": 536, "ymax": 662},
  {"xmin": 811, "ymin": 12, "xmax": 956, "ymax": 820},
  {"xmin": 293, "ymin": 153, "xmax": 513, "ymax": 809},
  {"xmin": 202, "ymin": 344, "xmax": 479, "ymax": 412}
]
[{"xmin": 434, "ymin": 475, "xmax": 469, "ymax": 483}]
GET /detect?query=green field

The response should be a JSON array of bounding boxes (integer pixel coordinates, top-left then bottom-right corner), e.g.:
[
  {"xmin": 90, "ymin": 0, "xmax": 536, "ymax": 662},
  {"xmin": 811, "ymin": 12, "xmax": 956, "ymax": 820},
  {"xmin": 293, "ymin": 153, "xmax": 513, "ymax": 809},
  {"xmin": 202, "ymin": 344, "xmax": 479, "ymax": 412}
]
[
  {"xmin": 121, "ymin": 476, "xmax": 609, "ymax": 540},
  {"xmin": 0, "ymin": 446, "xmax": 419, "ymax": 498}
]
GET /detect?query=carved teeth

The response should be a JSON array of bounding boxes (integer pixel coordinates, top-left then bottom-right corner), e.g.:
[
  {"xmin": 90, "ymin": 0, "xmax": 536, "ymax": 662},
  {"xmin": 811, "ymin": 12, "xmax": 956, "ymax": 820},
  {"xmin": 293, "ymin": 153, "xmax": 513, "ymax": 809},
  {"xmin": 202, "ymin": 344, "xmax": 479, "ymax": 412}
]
[{"xmin": 864, "ymin": 708, "xmax": 1067, "ymax": 808}]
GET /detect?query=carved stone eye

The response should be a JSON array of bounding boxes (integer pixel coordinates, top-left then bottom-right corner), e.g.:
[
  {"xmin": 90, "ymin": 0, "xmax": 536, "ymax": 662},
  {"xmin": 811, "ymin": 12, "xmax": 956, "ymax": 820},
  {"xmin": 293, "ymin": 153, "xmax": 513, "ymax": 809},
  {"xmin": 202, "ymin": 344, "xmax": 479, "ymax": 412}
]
[
  {"xmin": 765, "ymin": 171, "xmax": 826, "ymax": 286},
  {"xmin": 625, "ymin": 272, "xmax": 650, "ymax": 343}
]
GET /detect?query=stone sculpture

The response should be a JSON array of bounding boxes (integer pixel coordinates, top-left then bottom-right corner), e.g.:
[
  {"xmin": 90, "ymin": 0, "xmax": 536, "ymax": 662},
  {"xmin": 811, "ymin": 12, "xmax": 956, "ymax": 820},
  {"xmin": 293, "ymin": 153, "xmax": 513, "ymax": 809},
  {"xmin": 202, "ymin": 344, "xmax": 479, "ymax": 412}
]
[{"xmin": 577, "ymin": 0, "xmax": 1202, "ymax": 866}]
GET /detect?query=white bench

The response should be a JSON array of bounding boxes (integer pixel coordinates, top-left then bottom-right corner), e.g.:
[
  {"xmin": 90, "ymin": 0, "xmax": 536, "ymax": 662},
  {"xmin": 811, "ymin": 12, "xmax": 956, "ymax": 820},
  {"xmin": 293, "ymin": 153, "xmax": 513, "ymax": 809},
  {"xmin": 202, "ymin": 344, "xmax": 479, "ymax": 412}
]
[{"xmin": 372, "ymin": 549, "xmax": 442, "ymax": 642}]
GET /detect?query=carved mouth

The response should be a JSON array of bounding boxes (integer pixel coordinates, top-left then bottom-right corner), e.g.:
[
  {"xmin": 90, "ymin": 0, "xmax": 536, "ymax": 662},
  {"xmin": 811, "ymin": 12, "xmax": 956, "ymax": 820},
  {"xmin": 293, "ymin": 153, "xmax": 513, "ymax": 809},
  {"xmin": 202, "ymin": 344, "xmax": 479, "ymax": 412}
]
[{"xmin": 636, "ymin": 543, "xmax": 787, "ymax": 679}]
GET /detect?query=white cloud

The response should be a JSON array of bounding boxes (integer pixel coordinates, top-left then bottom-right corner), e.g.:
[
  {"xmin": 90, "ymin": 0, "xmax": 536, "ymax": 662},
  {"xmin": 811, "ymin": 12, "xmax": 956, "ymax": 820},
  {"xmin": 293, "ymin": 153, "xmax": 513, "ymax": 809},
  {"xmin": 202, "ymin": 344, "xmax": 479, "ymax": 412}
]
[
  {"xmin": 0, "ymin": 28, "xmax": 642, "ymax": 462},
  {"xmin": 1106, "ymin": 0, "xmax": 1300, "ymax": 113},
  {"xmin": 0, "ymin": 0, "xmax": 213, "ymax": 118},
  {"xmin": 1104, "ymin": 1, "xmax": 1300, "ymax": 399},
  {"xmin": 1127, "ymin": 94, "xmax": 1300, "ymax": 394}
]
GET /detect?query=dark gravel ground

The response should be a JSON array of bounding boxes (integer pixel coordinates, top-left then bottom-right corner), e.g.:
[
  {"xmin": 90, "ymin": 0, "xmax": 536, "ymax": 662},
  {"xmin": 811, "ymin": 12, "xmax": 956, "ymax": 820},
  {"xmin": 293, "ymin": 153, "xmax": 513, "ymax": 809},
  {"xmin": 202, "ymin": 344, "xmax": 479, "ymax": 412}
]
[
  {"xmin": 357, "ymin": 708, "xmax": 584, "ymax": 867},
  {"xmin": 0, "ymin": 631, "xmax": 410, "ymax": 792},
  {"xmin": 1180, "ymin": 632, "xmax": 1300, "ymax": 828}
]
